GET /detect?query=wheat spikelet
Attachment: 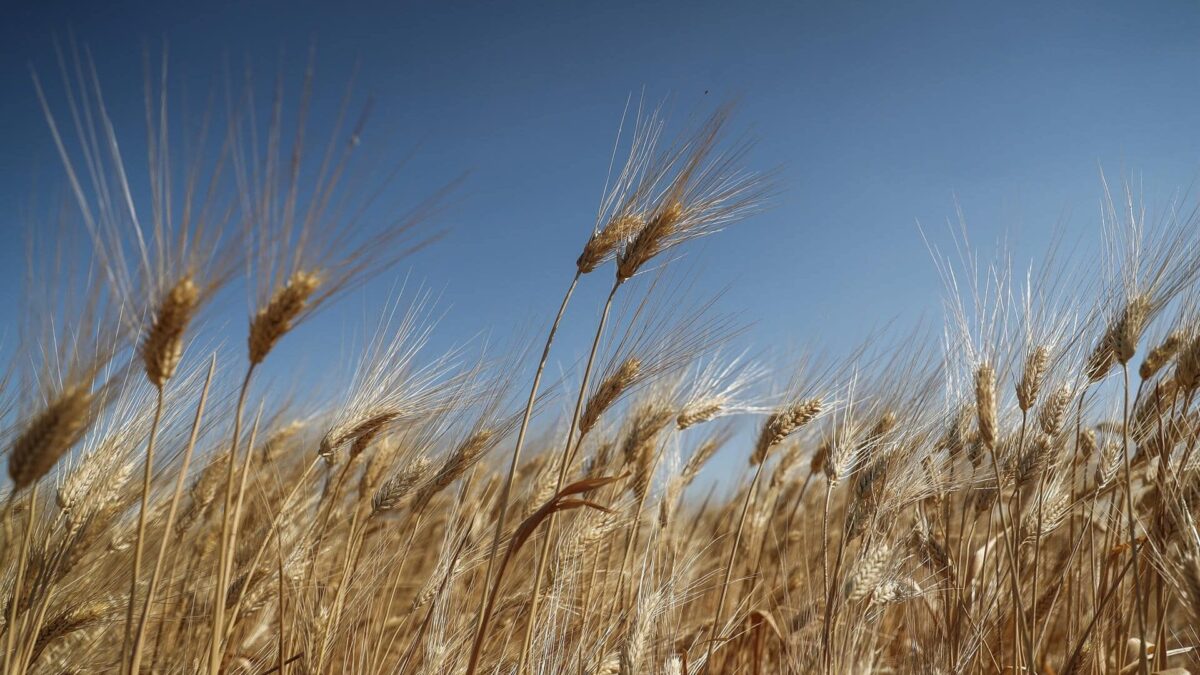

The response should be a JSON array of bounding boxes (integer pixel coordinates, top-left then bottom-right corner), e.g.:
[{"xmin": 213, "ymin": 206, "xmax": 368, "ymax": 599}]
[
  {"xmin": 417, "ymin": 428, "xmax": 496, "ymax": 503},
  {"xmin": 524, "ymin": 457, "xmax": 562, "ymax": 519},
  {"xmin": 581, "ymin": 358, "xmax": 641, "ymax": 436},
  {"xmin": 248, "ymin": 270, "xmax": 322, "ymax": 365},
  {"xmin": 617, "ymin": 403, "xmax": 674, "ymax": 500},
  {"xmin": 1023, "ymin": 490, "xmax": 1070, "ymax": 544},
  {"xmin": 617, "ymin": 202, "xmax": 684, "ymax": 282},
  {"xmin": 1176, "ymin": 334, "xmax": 1200, "ymax": 391},
  {"xmin": 1085, "ymin": 341, "xmax": 1115, "ymax": 382},
  {"xmin": 558, "ymin": 508, "xmax": 623, "ymax": 564},
  {"xmin": 320, "ymin": 410, "xmax": 401, "ymax": 463},
  {"xmin": 680, "ymin": 429, "xmax": 728, "ymax": 487},
  {"xmin": 578, "ymin": 214, "xmax": 645, "ymax": 274},
  {"xmin": 1016, "ymin": 345, "xmax": 1049, "ymax": 412},
  {"xmin": 9, "ymin": 385, "xmax": 95, "ymax": 490},
  {"xmin": 1097, "ymin": 437, "xmax": 1121, "ymax": 487},
  {"xmin": 871, "ymin": 577, "xmax": 921, "ymax": 606},
  {"xmin": 1140, "ymin": 329, "xmax": 1184, "ymax": 380},
  {"xmin": 619, "ymin": 589, "xmax": 663, "ymax": 674},
  {"xmin": 1179, "ymin": 554, "xmax": 1200, "ymax": 620},
  {"xmin": 1132, "ymin": 379, "xmax": 1176, "ymax": 443},
  {"xmin": 974, "ymin": 365, "xmax": 997, "ymax": 447},
  {"xmin": 1114, "ymin": 294, "xmax": 1151, "ymax": 364},
  {"xmin": 372, "ymin": 456, "xmax": 432, "ymax": 513},
  {"xmin": 141, "ymin": 275, "xmax": 199, "ymax": 387},
  {"xmin": 844, "ymin": 542, "xmax": 892, "ymax": 602},
  {"xmin": 29, "ymin": 601, "xmax": 108, "ymax": 664},
  {"xmin": 1013, "ymin": 434, "xmax": 1054, "ymax": 489},
  {"xmin": 911, "ymin": 520, "xmax": 955, "ymax": 585},
  {"xmin": 824, "ymin": 425, "xmax": 859, "ymax": 485},
  {"xmin": 939, "ymin": 403, "xmax": 974, "ymax": 459},
  {"xmin": 752, "ymin": 398, "xmax": 822, "ymax": 466},
  {"xmin": 676, "ymin": 400, "xmax": 723, "ymax": 430},
  {"xmin": 1087, "ymin": 296, "xmax": 1150, "ymax": 381},
  {"xmin": 1038, "ymin": 385, "xmax": 1071, "ymax": 436}
]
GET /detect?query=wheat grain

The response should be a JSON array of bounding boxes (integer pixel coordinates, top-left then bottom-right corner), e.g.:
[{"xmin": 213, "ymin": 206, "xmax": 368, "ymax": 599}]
[{"xmin": 248, "ymin": 270, "xmax": 322, "ymax": 365}]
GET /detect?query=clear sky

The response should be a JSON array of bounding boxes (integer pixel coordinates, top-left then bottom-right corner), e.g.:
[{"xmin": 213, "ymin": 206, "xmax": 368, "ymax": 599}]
[{"xmin": 3, "ymin": 1, "xmax": 1200, "ymax": 471}]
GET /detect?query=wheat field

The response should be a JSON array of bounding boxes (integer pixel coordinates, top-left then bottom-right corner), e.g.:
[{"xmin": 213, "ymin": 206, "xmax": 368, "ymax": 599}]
[{"xmin": 2, "ymin": 55, "xmax": 1200, "ymax": 675}]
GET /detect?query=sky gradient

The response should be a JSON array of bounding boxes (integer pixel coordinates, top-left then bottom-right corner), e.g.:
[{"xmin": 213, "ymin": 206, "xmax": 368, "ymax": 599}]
[{"xmin": 3, "ymin": 1, "xmax": 1200, "ymax": 474}]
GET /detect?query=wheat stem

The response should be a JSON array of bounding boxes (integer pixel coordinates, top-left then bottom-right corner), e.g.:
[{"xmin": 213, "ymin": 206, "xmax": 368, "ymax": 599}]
[
  {"xmin": 3, "ymin": 486, "xmax": 37, "ymax": 675},
  {"xmin": 1119, "ymin": 363, "xmax": 1150, "ymax": 675},
  {"xmin": 706, "ymin": 460, "xmax": 766, "ymax": 673},
  {"xmin": 208, "ymin": 365, "xmax": 255, "ymax": 674},
  {"xmin": 131, "ymin": 354, "xmax": 217, "ymax": 674},
  {"xmin": 471, "ymin": 271, "xmax": 579, "ymax": 655},
  {"xmin": 121, "ymin": 386, "xmax": 164, "ymax": 673},
  {"xmin": 518, "ymin": 279, "xmax": 620, "ymax": 673}
]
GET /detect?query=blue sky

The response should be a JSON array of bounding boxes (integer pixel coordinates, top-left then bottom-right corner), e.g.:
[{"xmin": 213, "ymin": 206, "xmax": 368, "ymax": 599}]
[{"xmin": 3, "ymin": 1, "xmax": 1200, "ymax": 473}]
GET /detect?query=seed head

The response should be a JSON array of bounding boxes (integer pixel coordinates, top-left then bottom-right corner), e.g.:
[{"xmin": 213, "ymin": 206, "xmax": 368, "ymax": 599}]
[
  {"xmin": 616, "ymin": 202, "xmax": 683, "ymax": 282},
  {"xmin": 1087, "ymin": 295, "xmax": 1151, "ymax": 380},
  {"xmin": 142, "ymin": 275, "xmax": 199, "ymax": 387},
  {"xmin": 319, "ymin": 410, "xmax": 401, "ymax": 463},
  {"xmin": 1140, "ymin": 330, "xmax": 1184, "ymax": 380},
  {"xmin": 974, "ymin": 365, "xmax": 998, "ymax": 447},
  {"xmin": 9, "ymin": 385, "xmax": 95, "ymax": 491},
  {"xmin": 752, "ymin": 398, "xmax": 822, "ymax": 465},
  {"xmin": 249, "ymin": 270, "xmax": 322, "ymax": 365},
  {"xmin": 844, "ymin": 542, "xmax": 892, "ymax": 602},
  {"xmin": 1176, "ymin": 335, "xmax": 1200, "ymax": 391},
  {"xmin": 676, "ymin": 400, "xmax": 723, "ymax": 430},
  {"xmin": 1016, "ymin": 345, "xmax": 1049, "ymax": 412},
  {"xmin": 372, "ymin": 456, "xmax": 432, "ymax": 513},
  {"xmin": 1038, "ymin": 385, "xmax": 1071, "ymax": 437},
  {"xmin": 580, "ymin": 358, "xmax": 641, "ymax": 435},
  {"xmin": 1114, "ymin": 295, "xmax": 1151, "ymax": 365},
  {"xmin": 577, "ymin": 214, "xmax": 645, "ymax": 274}
]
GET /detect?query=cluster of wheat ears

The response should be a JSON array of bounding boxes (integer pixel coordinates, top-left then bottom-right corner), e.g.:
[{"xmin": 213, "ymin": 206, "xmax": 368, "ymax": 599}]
[{"xmin": 2, "ymin": 55, "xmax": 1200, "ymax": 675}]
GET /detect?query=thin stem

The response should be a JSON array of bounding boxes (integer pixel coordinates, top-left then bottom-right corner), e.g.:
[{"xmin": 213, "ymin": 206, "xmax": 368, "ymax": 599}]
[
  {"xmin": 3, "ymin": 485, "xmax": 37, "ymax": 675},
  {"xmin": 706, "ymin": 459, "xmax": 767, "ymax": 673},
  {"xmin": 1119, "ymin": 363, "xmax": 1149, "ymax": 675},
  {"xmin": 276, "ymin": 530, "xmax": 287, "ymax": 675},
  {"xmin": 131, "ymin": 355, "xmax": 217, "ymax": 674},
  {"xmin": 121, "ymin": 385, "xmax": 165, "ymax": 673},
  {"xmin": 208, "ymin": 364, "xmax": 256, "ymax": 674},
  {"xmin": 820, "ymin": 480, "xmax": 832, "ymax": 635},
  {"xmin": 517, "ymin": 279, "xmax": 621, "ymax": 673},
  {"xmin": 821, "ymin": 477, "xmax": 857, "ymax": 674},
  {"xmin": 470, "ymin": 272, "xmax": 579, "ymax": 654},
  {"xmin": 217, "ymin": 404, "xmax": 266, "ymax": 663},
  {"xmin": 223, "ymin": 458, "xmax": 321, "ymax": 640}
]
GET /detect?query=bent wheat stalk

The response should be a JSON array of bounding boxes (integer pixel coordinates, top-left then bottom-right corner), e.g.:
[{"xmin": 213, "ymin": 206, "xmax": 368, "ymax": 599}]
[{"xmin": 467, "ymin": 475, "xmax": 623, "ymax": 675}]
